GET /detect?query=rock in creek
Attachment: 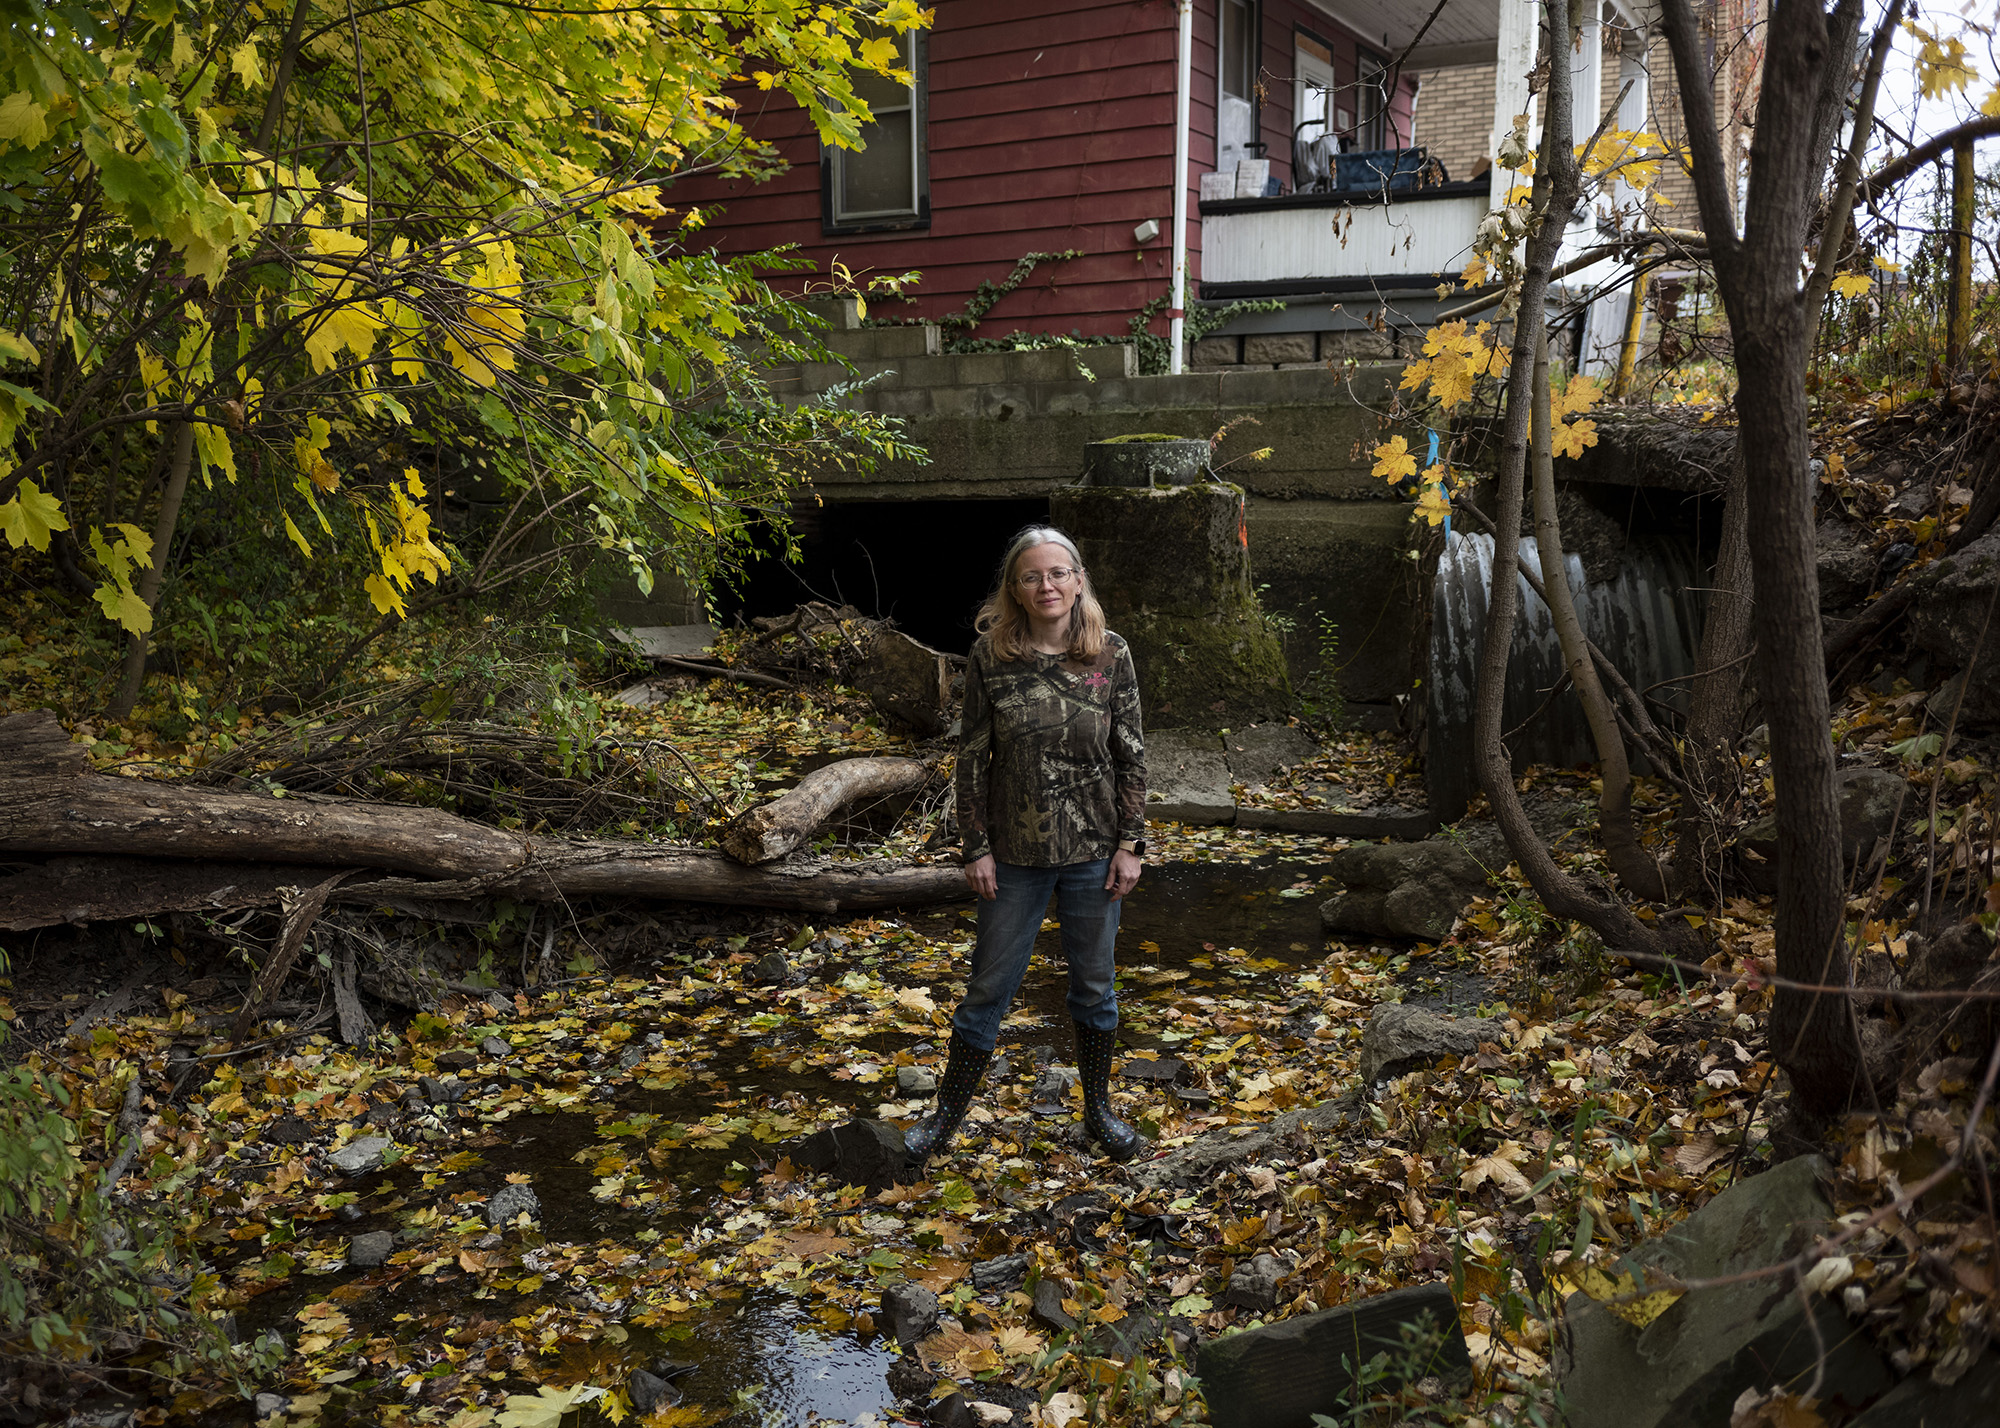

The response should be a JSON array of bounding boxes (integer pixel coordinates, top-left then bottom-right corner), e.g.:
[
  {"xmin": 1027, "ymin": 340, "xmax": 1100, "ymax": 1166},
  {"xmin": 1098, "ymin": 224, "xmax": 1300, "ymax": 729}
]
[
  {"xmin": 347, "ymin": 1230, "xmax": 395, "ymax": 1269},
  {"xmin": 480, "ymin": 1035, "xmax": 511, "ymax": 1057},
  {"xmin": 1319, "ymin": 838, "xmax": 1492, "ymax": 943},
  {"xmin": 897, "ymin": 1064, "xmax": 938, "ymax": 1095},
  {"xmin": 1119, "ymin": 1056, "xmax": 1187, "ymax": 1085},
  {"xmin": 1556, "ymin": 1156, "xmax": 1890, "ymax": 1428},
  {"xmin": 1357, "ymin": 1004, "xmax": 1503, "ymax": 1085},
  {"xmin": 880, "ymin": 1282, "xmax": 940, "ymax": 1347},
  {"xmin": 1133, "ymin": 1100, "xmax": 1352, "ymax": 1193},
  {"xmin": 784, "ymin": 1118, "xmax": 918, "ymax": 1192},
  {"xmin": 484, "ymin": 1183, "xmax": 541, "ymax": 1227},
  {"xmin": 750, "ymin": 951, "xmax": 790, "ymax": 984},
  {"xmin": 1030, "ymin": 1278, "xmax": 1077, "ymax": 1335},
  {"xmin": 969, "ymin": 1253, "xmax": 1029, "ymax": 1293},
  {"xmin": 1736, "ymin": 765, "xmax": 1907, "ymax": 891},
  {"xmin": 1198, "ymin": 1281, "xmax": 1470, "ymax": 1428},
  {"xmin": 627, "ymin": 1370, "xmax": 678, "ymax": 1416},
  {"xmin": 326, "ymin": 1135, "xmax": 393, "ymax": 1177}
]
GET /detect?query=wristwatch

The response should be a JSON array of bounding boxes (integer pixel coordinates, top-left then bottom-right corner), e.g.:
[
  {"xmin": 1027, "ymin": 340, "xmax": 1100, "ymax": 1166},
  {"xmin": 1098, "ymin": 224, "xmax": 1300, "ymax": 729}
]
[{"xmin": 1118, "ymin": 839, "xmax": 1147, "ymax": 858}]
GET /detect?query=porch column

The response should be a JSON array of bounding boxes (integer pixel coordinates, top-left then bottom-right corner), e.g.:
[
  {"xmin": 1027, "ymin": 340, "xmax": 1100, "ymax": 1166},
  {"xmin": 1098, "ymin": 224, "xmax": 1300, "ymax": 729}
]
[{"xmin": 1488, "ymin": 0, "xmax": 1540, "ymax": 211}]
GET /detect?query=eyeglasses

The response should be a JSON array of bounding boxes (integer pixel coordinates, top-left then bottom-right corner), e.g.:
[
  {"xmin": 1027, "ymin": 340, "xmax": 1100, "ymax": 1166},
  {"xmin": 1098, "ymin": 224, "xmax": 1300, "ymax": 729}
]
[{"xmin": 1016, "ymin": 567, "xmax": 1080, "ymax": 589}]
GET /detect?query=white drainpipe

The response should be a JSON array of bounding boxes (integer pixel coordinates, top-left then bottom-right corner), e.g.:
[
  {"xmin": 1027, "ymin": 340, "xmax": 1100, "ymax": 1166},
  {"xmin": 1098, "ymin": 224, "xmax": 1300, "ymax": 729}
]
[{"xmin": 1169, "ymin": 0, "xmax": 1192, "ymax": 375}]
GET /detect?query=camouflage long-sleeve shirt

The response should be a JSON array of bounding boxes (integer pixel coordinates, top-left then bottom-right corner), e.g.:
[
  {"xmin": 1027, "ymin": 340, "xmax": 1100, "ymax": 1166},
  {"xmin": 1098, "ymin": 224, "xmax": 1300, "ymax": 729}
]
[{"xmin": 956, "ymin": 631, "xmax": 1147, "ymax": 867}]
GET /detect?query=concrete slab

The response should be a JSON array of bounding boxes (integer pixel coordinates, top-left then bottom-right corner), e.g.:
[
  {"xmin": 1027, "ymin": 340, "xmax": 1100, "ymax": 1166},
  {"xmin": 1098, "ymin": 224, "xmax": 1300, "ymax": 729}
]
[
  {"xmin": 1222, "ymin": 723, "xmax": 1319, "ymax": 782},
  {"xmin": 611, "ymin": 624, "xmax": 716, "ymax": 661},
  {"xmin": 1145, "ymin": 729, "xmax": 1235, "ymax": 825}
]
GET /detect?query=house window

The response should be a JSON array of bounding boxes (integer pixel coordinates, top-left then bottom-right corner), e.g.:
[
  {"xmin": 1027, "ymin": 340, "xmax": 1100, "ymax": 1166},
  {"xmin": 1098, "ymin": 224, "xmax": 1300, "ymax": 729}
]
[
  {"xmin": 1217, "ymin": 0, "xmax": 1258, "ymax": 175},
  {"xmin": 824, "ymin": 30, "xmax": 927, "ymax": 232},
  {"xmin": 1356, "ymin": 49, "xmax": 1389, "ymax": 151}
]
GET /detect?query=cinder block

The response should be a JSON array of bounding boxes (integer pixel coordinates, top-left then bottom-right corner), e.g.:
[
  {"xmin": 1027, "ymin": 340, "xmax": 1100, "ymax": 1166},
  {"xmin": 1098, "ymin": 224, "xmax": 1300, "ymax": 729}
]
[
  {"xmin": 893, "ymin": 355, "xmax": 963, "ymax": 387},
  {"xmin": 799, "ymin": 361, "xmax": 847, "ymax": 393},
  {"xmin": 1040, "ymin": 388, "xmax": 1093, "ymax": 416},
  {"xmin": 832, "ymin": 325, "xmax": 942, "ymax": 360},
  {"xmin": 1217, "ymin": 366, "xmax": 1344, "ymax": 407},
  {"xmin": 874, "ymin": 387, "xmax": 933, "ymax": 416},
  {"xmin": 953, "ymin": 352, "xmax": 1012, "ymax": 386},
  {"xmin": 1075, "ymin": 344, "xmax": 1139, "ymax": 379},
  {"xmin": 1322, "ymin": 329, "xmax": 1396, "ymax": 360},
  {"xmin": 1242, "ymin": 332, "xmax": 1317, "ymax": 365},
  {"xmin": 979, "ymin": 385, "xmax": 1031, "ymax": 420},
  {"xmin": 1191, "ymin": 335, "xmax": 1241, "ymax": 367},
  {"xmin": 928, "ymin": 385, "xmax": 981, "ymax": 418},
  {"xmin": 1004, "ymin": 349, "xmax": 1074, "ymax": 384}
]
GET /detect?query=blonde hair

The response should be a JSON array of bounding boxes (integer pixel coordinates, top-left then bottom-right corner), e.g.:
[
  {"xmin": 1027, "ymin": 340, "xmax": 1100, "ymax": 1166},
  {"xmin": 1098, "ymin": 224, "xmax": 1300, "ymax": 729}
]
[{"xmin": 975, "ymin": 525, "xmax": 1107, "ymax": 662}]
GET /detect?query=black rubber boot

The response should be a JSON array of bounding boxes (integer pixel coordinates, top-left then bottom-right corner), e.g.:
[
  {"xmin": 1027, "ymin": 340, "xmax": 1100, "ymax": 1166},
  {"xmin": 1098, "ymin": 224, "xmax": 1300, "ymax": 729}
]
[
  {"xmin": 904, "ymin": 1031, "xmax": 994, "ymax": 1164},
  {"xmin": 1075, "ymin": 1022, "xmax": 1147, "ymax": 1162}
]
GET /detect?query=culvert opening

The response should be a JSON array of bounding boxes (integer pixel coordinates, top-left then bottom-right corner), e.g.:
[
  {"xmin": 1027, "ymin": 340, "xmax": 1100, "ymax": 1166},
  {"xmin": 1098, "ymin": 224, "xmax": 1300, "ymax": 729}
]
[{"xmin": 718, "ymin": 498, "xmax": 1051, "ymax": 654}]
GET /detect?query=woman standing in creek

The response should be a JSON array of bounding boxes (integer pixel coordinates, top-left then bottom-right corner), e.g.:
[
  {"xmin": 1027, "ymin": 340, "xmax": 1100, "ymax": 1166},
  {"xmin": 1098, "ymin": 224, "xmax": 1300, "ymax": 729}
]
[{"xmin": 904, "ymin": 525, "xmax": 1151, "ymax": 1165}]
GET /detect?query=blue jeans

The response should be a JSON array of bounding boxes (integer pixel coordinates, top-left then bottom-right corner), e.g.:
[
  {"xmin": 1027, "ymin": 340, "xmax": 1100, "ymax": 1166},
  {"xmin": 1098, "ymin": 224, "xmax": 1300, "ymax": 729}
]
[{"xmin": 951, "ymin": 858, "xmax": 1121, "ymax": 1053}]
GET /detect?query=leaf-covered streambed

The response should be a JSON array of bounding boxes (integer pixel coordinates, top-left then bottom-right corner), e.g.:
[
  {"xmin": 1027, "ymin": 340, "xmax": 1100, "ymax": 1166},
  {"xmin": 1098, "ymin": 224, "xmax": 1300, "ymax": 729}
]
[{"xmin": 18, "ymin": 791, "xmax": 1794, "ymax": 1428}]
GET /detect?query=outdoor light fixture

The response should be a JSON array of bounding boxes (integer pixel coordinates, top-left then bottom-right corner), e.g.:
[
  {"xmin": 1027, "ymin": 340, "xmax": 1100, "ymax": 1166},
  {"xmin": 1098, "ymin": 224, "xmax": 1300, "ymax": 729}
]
[{"xmin": 1133, "ymin": 218, "xmax": 1160, "ymax": 244}]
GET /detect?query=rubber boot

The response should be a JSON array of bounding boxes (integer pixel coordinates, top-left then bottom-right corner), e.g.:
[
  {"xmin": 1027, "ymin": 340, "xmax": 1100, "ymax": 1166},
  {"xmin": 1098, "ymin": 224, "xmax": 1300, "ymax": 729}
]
[
  {"xmin": 1075, "ymin": 1022, "xmax": 1146, "ymax": 1162},
  {"xmin": 904, "ymin": 1031, "xmax": 994, "ymax": 1164}
]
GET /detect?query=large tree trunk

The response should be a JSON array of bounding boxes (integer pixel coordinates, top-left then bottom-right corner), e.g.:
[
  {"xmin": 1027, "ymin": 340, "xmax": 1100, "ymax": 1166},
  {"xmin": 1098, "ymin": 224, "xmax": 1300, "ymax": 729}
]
[
  {"xmin": 721, "ymin": 757, "xmax": 930, "ymax": 865},
  {"xmin": 0, "ymin": 711, "xmax": 969, "ymax": 928},
  {"xmin": 1661, "ymin": 0, "xmax": 1873, "ymax": 1116}
]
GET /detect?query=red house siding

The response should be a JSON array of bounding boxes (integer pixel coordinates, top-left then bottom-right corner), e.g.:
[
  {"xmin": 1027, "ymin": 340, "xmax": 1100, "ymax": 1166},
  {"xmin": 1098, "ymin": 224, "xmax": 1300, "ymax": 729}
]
[
  {"xmin": 673, "ymin": 1, "xmax": 1414, "ymax": 338},
  {"xmin": 672, "ymin": 0, "xmax": 1203, "ymax": 340}
]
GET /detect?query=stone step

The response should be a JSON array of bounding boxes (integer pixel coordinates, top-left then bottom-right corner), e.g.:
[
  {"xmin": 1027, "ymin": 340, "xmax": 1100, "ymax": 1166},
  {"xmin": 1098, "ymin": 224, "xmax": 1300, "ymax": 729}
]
[{"xmin": 826, "ymin": 325, "xmax": 942, "ymax": 360}]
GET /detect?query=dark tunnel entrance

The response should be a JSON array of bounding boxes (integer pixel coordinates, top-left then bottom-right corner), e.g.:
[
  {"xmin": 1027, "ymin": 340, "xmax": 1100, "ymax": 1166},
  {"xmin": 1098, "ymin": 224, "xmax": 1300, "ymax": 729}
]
[{"xmin": 716, "ymin": 498, "xmax": 1052, "ymax": 655}]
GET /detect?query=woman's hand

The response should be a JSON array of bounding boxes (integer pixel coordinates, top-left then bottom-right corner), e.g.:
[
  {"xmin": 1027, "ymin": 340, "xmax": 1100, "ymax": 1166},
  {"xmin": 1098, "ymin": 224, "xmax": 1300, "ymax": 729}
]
[
  {"xmin": 1105, "ymin": 849, "xmax": 1142, "ymax": 901},
  {"xmin": 964, "ymin": 854, "xmax": 998, "ymax": 901}
]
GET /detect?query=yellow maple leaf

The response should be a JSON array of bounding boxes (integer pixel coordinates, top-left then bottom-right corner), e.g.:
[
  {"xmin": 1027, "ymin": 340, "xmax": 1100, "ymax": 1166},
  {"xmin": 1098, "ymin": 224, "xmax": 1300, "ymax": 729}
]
[
  {"xmin": 0, "ymin": 91, "xmax": 49, "ymax": 150},
  {"xmin": 364, "ymin": 571, "xmax": 407, "ymax": 617},
  {"xmin": 1572, "ymin": 1263, "xmax": 1683, "ymax": 1328},
  {"xmin": 1550, "ymin": 418, "xmax": 1597, "ymax": 460},
  {"xmin": 1556, "ymin": 373, "xmax": 1602, "ymax": 419},
  {"xmin": 1829, "ymin": 271, "xmax": 1872, "ymax": 300},
  {"xmin": 1415, "ymin": 480, "xmax": 1454, "ymax": 527},
  {"xmin": 0, "ymin": 478, "xmax": 69, "ymax": 552},
  {"xmin": 1371, "ymin": 435, "xmax": 1417, "ymax": 482}
]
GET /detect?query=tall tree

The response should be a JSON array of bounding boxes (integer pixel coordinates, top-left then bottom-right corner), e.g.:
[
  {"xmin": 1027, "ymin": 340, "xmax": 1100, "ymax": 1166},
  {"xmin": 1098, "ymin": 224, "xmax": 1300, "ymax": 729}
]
[{"xmin": 1658, "ymin": 0, "xmax": 1886, "ymax": 1115}]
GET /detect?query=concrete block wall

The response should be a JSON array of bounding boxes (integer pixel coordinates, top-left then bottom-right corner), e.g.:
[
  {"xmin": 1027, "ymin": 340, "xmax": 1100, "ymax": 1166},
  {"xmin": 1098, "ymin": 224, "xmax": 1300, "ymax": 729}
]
[{"xmin": 1190, "ymin": 328, "xmax": 1400, "ymax": 370}]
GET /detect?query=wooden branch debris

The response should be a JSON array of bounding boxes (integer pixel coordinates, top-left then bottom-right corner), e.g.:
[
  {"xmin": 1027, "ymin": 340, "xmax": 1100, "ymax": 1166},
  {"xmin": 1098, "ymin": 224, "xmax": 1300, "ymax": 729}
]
[
  {"xmin": 720, "ymin": 756, "xmax": 930, "ymax": 865},
  {"xmin": 0, "ymin": 711, "xmax": 970, "ymax": 931}
]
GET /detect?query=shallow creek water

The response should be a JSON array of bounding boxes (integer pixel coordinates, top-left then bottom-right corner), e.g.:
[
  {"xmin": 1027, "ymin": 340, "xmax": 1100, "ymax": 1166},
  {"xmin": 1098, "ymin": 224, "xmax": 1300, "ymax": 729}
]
[{"xmin": 221, "ymin": 848, "xmax": 1464, "ymax": 1427}]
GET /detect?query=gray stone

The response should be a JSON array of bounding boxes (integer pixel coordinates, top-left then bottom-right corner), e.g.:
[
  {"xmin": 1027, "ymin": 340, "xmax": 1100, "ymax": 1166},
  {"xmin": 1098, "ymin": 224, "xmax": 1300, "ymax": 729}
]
[
  {"xmin": 750, "ymin": 951, "xmax": 790, "ymax": 985},
  {"xmin": 784, "ymin": 1118, "xmax": 919, "ymax": 1192},
  {"xmin": 327, "ymin": 1135, "xmax": 393, "ymax": 1177},
  {"xmin": 1119, "ymin": 1057, "xmax": 1186, "ymax": 1085},
  {"xmin": 1031, "ymin": 1277, "xmax": 1078, "ymax": 1335},
  {"xmin": 897, "ymin": 1065, "xmax": 938, "ymax": 1095},
  {"xmin": 1052, "ymin": 483, "xmax": 1292, "ymax": 729},
  {"xmin": 885, "ymin": 1355, "xmax": 936, "ymax": 1401},
  {"xmin": 609, "ymin": 623, "xmax": 716, "ymax": 662},
  {"xmin": 928, "ymin": 1392, "xmax": 976, "ymax": 1428},
  {"xmin": 1817, "ymin": 519, "xmax": 1879, "ymax": 610},
  {"xmin": 881, "ymin": 1282, "xmax": 941, "ymax": 1346},
  {"xmin": 1320, "ymin": 329, "xmax": 1396, "ymax": 360},
  {"xmin": 254, "ymin": 1393, "xmax": 291, "ymax": 1419},
  {"xmin": 1197, "ymin": 1281, "xmax": 1470, "ymax": 1428},
  {"xmin": 616, "ymin": 1046, "xmax": 646, "ymax": 1070},
  {"xmin": 1357, "ymin": 1004, "xmax": 1501, "ymax": 1084},
  {"xmin": 1144, "ymin": 729, "xmax": 1236, "ymax": 825},
  {"xmin": 1190, "ymin": 336, "xmax": 1241, "ymax": 367},
  {"xmin": 1555, "ymin": 1156, "xmax": 1890, "ymax": 1428},
  {"xmin": 1911, "ymin": 531, "xmax": 2000, "ymax": 721},
  {"xmin": 1032, "ymin": 1065, "xmax": 1078, "ymax": 1102},
  {"xmin": 1737, "ymin": 765, "xmax": 1908, "ymax": 890},
  {"xmin": 480, "ymin": 1035, "xmax": 510, "ymax": 1057},
  {"xmin": 1320, "ymin": 839, "xmax": 1492, "ymax": 942},
  {"xmin": 1222, "ymin": 1253, "xmax": 1291, "ymax": 1313},
  {"xmin": 970, "ymin": 1254, "xmax": 1029, "ymax": 1292},
  {"xmin": 418, "ymin": 1074, "xmax": 462, "ymax": 1105},
  {"xmin": 347, "ymin": 1230, "xmax": 395, "ymax": 1269},
  {"xmin": 628, "ymin": 1369, "xmax": 677, "ymax": 1416},
  {"xmin": 1242, "ymin": 333, "xmax": 1316, "ymax": 366},
  {"xmin": 484, "ymin": 1182, "xmax": 541, "ymax": 1227},
  {"xmin": 1081, "ymin": 436, "xmax": 1212, "ymax": 488},
  {"xmin": 1222, "ymin": 723, "xmax": 1319, "ymax": 782}
]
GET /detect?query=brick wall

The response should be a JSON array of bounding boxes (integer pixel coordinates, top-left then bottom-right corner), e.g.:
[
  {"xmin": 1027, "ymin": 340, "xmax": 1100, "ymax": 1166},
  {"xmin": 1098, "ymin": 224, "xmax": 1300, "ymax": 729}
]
[{"xmin": 1412, "ymin": 62, "xmax": 1496, "ymax": 184}]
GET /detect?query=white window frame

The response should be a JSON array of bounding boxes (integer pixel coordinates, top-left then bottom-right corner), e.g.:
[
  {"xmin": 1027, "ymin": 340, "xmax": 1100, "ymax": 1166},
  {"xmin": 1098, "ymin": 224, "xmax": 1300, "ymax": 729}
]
[{"xmin": 825, "ymin": 30, "xmax": 926, "ymax": 232}]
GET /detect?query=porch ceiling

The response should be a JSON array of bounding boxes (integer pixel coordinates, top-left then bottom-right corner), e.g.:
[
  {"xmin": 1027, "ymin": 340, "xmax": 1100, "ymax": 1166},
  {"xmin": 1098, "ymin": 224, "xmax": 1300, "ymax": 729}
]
[{"xmin": 1299, "ymin": 0, "xmax": 1657, "ymax": 70}]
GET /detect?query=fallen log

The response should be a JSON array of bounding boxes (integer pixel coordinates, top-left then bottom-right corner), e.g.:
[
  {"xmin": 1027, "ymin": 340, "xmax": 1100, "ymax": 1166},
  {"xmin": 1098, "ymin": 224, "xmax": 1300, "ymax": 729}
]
[
  {"xmin": 719, "ymin": 756, "xmax": 929, "ymax": 865},
  {"xmin": 0, "ymin": 711, "xmax": 970, "ymax": 928}
]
